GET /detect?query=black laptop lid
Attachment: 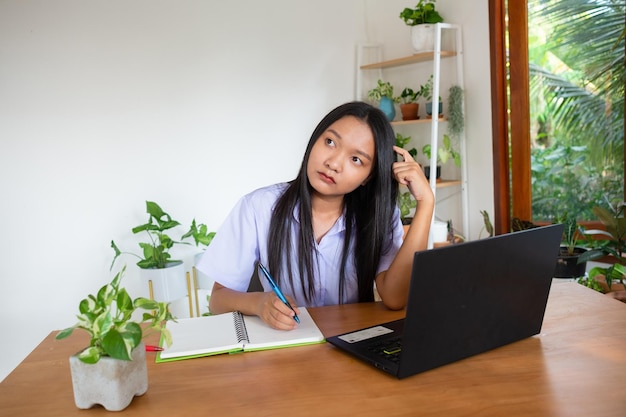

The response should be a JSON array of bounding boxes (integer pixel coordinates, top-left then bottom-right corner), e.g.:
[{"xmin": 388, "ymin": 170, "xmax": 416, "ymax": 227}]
[{"xmin": 396, "ymin": 224, "xmax": 563, "ymax": 378}]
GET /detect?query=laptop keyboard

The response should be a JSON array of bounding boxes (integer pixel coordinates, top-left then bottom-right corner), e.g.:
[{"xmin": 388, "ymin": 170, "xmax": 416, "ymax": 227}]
[{"xmin": 368, "ymin": 337, "xmax": 403, "ymax": 363}]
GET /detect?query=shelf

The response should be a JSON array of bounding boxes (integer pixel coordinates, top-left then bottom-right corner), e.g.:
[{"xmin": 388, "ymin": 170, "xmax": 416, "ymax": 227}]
[
  {"xmin": 360, "ymin": 51, "xmax": 456, "ymax": 70},
  {"xmin": 391, "ymin": 117, "xmax": 447, "ymax": 126},
  {"xmin": 435, "ymin": 180, "xmax": 461, "ymax": 189}
]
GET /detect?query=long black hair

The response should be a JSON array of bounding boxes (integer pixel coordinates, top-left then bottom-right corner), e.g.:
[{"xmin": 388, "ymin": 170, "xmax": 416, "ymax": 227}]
[{"xmin": 267, "ymin": 101, "xmax": 398, "ymax": 304}]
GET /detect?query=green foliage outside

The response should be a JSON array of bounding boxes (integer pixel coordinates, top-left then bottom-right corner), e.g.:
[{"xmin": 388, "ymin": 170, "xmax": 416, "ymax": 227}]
[{"xmin": 528, "ymin": 0, "xmax": 624, "ymax": 221}]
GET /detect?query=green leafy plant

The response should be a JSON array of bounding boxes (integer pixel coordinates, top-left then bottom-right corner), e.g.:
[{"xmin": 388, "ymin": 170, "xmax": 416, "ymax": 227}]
[
  {"xmin": 555, "ymin": 212, "xmax": 585, "ymax": 256},
  {"xmin": 579, "ymin": 200, "xmax": 626, "ymax": 266},
  {"xmin": 422, "ymin": 134, "xmax": 461, "ymax": 167},
  {"xmin": 398, "ymin": 87, "xmax": 421, "ymax": 104},
  {"xmin": 395, "ymin": 133, "xmax": 417, "ymax": 224},
  {"xmin": 447, "ymin": 85, "xmax": 464, "ymax": 138},
  {"xmin": 420, "ymin": 74, "xmax": 442, "ymax": 103},
  {"xmin": 182, "ymin": 219, "xmax": 216, "ymax": 248},
  {"xmin": 399, "ymin": 1, "xmax": 444, "ymax": 26},
  {"xmin": 398, "ymin": 191, "xmax": 417, "ymax": 225},
  {"xmin": 111, "ymin": 201, "xmax": 214, "ymax": 270},
  {"xmin": 395, "ymin": 132, "xmax": 417, "ymax": 158},
  {"xmin": 56, "ymin": 266, "xmax": 173, "ymax": 364},
  {"xmin": 587, "ymin": 263, "xmax": 626, "ymax": 292},
  {"xmin": 480, "ymin": 210, "xmax": 494, "ymax": 238},
  {"xmin": 367, "ymin": 79, "xmax": 399, "ymax": 103}
]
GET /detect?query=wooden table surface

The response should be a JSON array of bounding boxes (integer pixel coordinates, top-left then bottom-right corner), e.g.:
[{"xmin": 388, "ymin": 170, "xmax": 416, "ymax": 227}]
[{"xmin": 1, "ymin": 281, "xmax": 625, "ymax": 416}]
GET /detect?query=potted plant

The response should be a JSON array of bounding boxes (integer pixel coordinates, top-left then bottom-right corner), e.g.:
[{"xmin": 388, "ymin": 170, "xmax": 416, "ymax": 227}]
[
  {"xmin": 55, "ymin": 266, "xmax": 173, "ymax": 411},
  {"xmin": 421, "ymin": 75, "xmax": 443, "ymax": 118},
  {"xmin": 579, "ymin": 201, "xmax": 625, "ymax": 265},
  {"xmin": 368, "ymin": 79, "xmax": 399, "ymax": 121},
  {"xmin": 397, "ymin": 87, "xmax": 421, "ymax": 120},
  {"xmin": 399, "ymin": 1, "xmax": 444, "ymax": 52},
  {"xmin": 554, "ymin": 213, "xmax": 587, "ymax": 278},
  {"xmin": 111, "ymin": 201, "xmax": 213, "ymax": 303},
  {"xmin": 577, "ymin": 200, "xmax": 626, "ymax": 301},
  {"xmin": 447, "ymin": 85, "xmax": 465, "ymax": 139},
  {"xmin": 422, "ymin": 134, "xmax": 461, "ymax": 180},
  {"xmin": 185, "ymin": 218, "xmax": 217, "ymax": 299},
  {"xmin": 395, "ymin": 133, "xmax": 418, "ymax": 231}
]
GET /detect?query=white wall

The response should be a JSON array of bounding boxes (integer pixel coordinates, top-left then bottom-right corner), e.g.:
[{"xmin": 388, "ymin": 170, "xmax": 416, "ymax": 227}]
[{"xmin": 0, "ymin": 0, "xmax": 493, "ymax": 381}]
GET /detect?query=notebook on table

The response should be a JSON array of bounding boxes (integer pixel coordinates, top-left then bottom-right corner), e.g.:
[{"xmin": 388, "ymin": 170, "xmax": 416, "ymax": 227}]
[
  {"xmin": 157, "ymin": 307, "xmax": 324, "ymax": 362},
  {"xmin": 327, "ymin": 224, "xmax": 564, "ymax": 379}
]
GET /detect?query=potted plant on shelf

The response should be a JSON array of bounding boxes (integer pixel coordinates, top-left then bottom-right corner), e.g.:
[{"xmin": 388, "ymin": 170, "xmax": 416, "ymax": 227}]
[
  {"xmin": 421, "ymin": 75, "xmax": 443, "ymax": 118},
  {"xmin": 397, "ymin": 87, "xmax": 421, "ymax": 120},
  {"xmin": 399, "ymin": 1, "xmax": 444, "ymax": 52},
  {"xmin": 395, "ymin": 133, "xmax": 417, "ymax": 234},
  {"xmin": 554, "ymin": 213, "xmax": 587, "ymax": 278},
  {"xmin": 447, "ymin": 85, "xmax": 464, "ymax": 138},
  {"xmin": 422, "ymin": 134, "xmax": 461, "ymax": 180},
  {"xmin": 368, "ymin": 79, "xmax": 399, "ymax": 121},
  {"xmin": 55, "ymin": 266, "xmax": 173, "ymax": 411}
]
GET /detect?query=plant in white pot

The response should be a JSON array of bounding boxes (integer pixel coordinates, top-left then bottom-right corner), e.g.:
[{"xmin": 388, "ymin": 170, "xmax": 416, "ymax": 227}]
[
  {"xmin": 399, "ymin": 1, "xmax": 444, "ymax": 52},
  {"xmin": 111, "ymin": 201, "xmax": 213, "ymax": 305},
  {"xmin": 56, "ymin": 266, "xmax": 173, "ymax": 411}
]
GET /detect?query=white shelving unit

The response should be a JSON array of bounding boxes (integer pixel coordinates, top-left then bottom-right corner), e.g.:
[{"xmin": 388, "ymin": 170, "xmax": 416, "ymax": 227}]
[{"xmin": 356, "ymin": 23, "xmax": 468, "ymax": 246}]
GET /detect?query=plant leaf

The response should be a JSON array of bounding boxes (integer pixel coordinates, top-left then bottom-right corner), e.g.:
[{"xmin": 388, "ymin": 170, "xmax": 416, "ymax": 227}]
[
  {"xmin": 77, "ymin": 346, "xmax": 101, "ymax": 364},
  {"xmin": 102, "ymin": 328, "xmax": 133, "ymax": 361}
]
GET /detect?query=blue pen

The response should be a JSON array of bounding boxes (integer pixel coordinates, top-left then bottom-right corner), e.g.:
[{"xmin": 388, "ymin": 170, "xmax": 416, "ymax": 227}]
[{"xmin": 258, "ymin": 263, "xmax": 300, "ymax": 324}]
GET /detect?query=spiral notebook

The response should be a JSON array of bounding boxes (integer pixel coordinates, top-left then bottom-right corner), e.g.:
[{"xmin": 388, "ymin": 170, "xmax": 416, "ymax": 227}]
[{"xmin": 156, "ymin": 307, "xmax": 324, "ymax": 362}]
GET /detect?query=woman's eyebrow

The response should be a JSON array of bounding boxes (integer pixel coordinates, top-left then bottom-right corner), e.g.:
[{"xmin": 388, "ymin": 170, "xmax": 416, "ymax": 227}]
[{"xmin": 327, "ymin": 128, "xmax": 373, "ymax": 162}]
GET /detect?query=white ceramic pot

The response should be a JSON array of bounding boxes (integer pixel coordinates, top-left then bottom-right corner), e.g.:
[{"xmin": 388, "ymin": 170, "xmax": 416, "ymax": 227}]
[
  {"xmin": 69, "ymin": 343, "xmax": 148, "ymax": 411},
  {"xmin": 411, "ymin": 24, "xmax": 435, "ymax": 52},
  {"xmin": 140, "ymin": 261, "xmax": 187, "ymax": 301}
]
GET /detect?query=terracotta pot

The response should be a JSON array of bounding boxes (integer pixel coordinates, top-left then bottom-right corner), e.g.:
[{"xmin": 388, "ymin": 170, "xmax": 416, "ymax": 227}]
[{"xmin": 400, "ymin": 103, "xmax": 419, "ymax": 120}]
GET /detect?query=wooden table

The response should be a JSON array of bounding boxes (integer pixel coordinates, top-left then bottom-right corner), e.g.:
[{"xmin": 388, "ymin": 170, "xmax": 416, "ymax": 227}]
[{"xmin": 1, "ymin": 282, "xmax": 625, "ymax": 416}]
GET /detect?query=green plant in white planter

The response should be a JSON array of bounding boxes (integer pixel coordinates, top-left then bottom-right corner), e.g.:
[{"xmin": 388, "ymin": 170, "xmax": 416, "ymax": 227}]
[
  {"xmin": 110, "ymin": 201, "xmax": 214, "ymax": 305},
  {"xmin": 56, "ymin": 266, "xmax": 173, "ymax": 411},
  {"xmin": 110, "ymin": 201, "xmax": 189, "ymax": 270},
  {"xmin": 399, "ymin": 1, "xmax": 444, "ymax": 52}
]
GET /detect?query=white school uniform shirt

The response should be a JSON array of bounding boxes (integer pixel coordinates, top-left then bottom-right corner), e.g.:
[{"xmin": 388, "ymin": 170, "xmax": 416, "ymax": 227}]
[{"xmin": 195, "ymin": 183, "xmax": 404, "ymax": 307}]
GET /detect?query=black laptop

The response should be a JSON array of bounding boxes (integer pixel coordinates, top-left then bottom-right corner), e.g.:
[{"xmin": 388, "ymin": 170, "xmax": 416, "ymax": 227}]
[{"xmin": 327, "ymin": 224, "xmax": 564, "ymax": 379}]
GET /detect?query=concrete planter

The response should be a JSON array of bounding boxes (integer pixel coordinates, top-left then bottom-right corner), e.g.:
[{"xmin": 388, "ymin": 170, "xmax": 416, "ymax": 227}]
[{"xmin": 69, "ymin": 343, "xmax": 148, "ymax": 411}]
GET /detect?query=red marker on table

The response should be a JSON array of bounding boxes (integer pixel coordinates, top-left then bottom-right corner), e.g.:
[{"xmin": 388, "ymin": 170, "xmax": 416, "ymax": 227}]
[{"xmin": 145, "ymin": 345, "xmax": 163, "ymax": 352}]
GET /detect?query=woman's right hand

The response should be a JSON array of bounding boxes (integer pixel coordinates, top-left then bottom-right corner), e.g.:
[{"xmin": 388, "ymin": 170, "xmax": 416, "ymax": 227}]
[{"xmin": 256, "ymin": 292, "xmax": 300, "ymax": 330}]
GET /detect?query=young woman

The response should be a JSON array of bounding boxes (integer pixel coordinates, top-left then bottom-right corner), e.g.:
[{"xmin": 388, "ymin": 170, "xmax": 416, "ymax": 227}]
[{"xmin": 196, "ymin": 101, "xmax": 434, "ymax": 330}]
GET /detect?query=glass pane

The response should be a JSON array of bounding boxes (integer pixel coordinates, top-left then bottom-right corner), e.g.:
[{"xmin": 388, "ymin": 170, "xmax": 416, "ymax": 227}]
[{"xmin": 528, "ymin": 0, "xmax": 624, "ymax": 221}]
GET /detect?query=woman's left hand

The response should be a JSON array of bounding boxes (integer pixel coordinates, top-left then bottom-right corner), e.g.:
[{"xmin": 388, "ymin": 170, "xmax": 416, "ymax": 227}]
[{"xmin": 392, "ymin": 146, "xmax": 434, "ymax": 203}]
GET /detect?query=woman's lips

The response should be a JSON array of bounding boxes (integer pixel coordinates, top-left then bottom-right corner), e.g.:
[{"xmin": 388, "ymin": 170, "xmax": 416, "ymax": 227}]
[{"xmin": 318, "ymin": 172, "xmax": 336, "ymax": 184}]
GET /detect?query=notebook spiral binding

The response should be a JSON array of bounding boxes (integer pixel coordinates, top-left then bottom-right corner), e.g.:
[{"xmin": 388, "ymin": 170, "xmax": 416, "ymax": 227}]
[{"xmin": 233, "ymin": 311, "xmax": 249, "ymax": 344}]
